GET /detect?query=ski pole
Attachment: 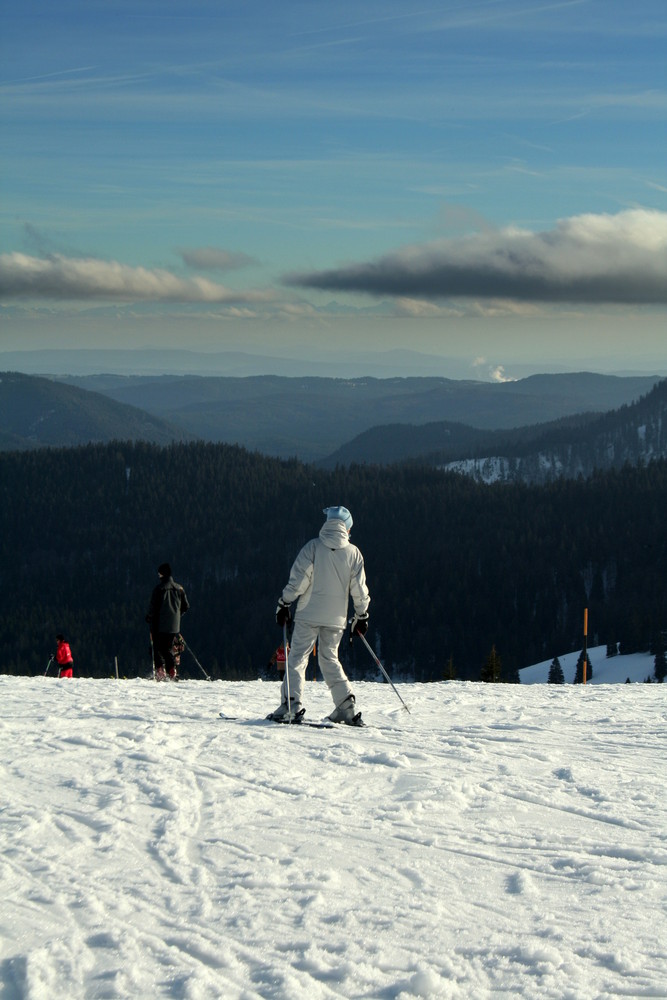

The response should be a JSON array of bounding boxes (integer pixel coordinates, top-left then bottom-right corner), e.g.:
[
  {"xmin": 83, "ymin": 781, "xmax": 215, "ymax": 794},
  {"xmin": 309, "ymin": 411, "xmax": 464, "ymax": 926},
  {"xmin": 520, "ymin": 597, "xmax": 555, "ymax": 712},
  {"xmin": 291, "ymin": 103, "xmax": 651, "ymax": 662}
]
[
  {"xmin": 183, "ymin": 640, "xmax": 212, "ymax": 681},
  {"xmin": 44, "ymin": 654, "xmax": 54, "ymax": 677},
  {"xmin": 357, "ymin": 632, "xmax": 411, "ymax": 714},
  {"xmin": 283, "ymin": 622, "xmax": 293, "ymax": 720}
]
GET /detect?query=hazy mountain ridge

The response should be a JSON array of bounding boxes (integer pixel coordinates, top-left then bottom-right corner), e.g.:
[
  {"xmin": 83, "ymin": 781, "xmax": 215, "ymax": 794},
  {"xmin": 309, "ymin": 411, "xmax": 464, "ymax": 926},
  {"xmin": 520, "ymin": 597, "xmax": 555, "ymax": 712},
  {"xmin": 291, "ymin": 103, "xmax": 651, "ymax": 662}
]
[
  {"xmin": 321, "ymin": 378, "xmax": 667, "ymax": 478},
  {"xmin": 8, "ymin": 346, "xmax": 661, "ymax": 380},
  {"xmin": 0, "ymin": 372, "xmax": 193, "ymax": 449},
  {"xmin": 319, "ymin": 411, "xmax": 605, "ymax": 469},
  {"xmin": 56, "ymin": 370, "xmax": 660, "ymax": 462},
  {"xmin": 1, "ymin": 370, "xmax": 662, "ymax": 465}
]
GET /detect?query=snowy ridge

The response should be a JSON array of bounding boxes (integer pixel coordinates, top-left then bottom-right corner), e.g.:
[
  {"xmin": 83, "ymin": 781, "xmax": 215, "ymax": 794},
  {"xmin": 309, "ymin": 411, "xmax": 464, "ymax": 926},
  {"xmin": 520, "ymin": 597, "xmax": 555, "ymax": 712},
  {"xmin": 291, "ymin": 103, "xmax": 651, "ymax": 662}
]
[
  {"xmin": 443, "ymin": 453, "xmax": 568, "ymax": 484},
  {"xmin": 2, "ymin": 675, "xmax": 665, "ymax": 998},
  {"xmin": 441, "ymin": 379, "xmax": 667, "ymax": 484},
  {"xmin": 520, "ymin": 644, "xmax": 656, "ymax": 685}
]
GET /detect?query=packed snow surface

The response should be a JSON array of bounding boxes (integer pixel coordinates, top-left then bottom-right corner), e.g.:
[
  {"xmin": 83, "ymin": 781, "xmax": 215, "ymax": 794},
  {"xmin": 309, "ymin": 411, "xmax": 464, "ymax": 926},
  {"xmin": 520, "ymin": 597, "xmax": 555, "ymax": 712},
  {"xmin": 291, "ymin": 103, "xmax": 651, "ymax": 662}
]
[{"xmin": 1, "ymin": 671, "xmax": 665, "ymax": 999}]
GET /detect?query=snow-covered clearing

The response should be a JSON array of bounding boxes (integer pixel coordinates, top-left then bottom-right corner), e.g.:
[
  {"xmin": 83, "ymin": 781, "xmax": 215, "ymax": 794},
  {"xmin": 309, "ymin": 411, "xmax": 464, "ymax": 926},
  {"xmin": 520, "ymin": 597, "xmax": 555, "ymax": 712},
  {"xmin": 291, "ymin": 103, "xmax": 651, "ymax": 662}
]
[
  {"xmin": 520, "ymin": 643, "xmax": 657, "ymax": 685},
  {"xmin": 1, "ymin": 670, "xmax": 665, "ymax": 999}
]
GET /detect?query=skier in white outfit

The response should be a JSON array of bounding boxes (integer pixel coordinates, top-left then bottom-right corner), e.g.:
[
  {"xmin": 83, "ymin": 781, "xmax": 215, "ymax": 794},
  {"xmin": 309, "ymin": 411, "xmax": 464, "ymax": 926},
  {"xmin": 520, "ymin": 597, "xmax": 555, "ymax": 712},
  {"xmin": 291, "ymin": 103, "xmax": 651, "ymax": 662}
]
[{"xmin": 270, "ymin": 506, "xmax": 370, "ymax": 725}]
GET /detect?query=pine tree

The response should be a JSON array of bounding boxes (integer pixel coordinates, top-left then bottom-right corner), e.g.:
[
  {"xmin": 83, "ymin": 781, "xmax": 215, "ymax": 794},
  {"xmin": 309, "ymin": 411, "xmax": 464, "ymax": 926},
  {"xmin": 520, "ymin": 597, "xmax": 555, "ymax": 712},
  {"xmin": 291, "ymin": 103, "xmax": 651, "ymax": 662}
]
[
  {"xmin": 548, "ymin": 656, "xmax": 565, "ymax": 684},
  {"xmin": 606, "ymin": 639, "xmax": 618, "ymax": 658},
  {"xmin": 444, "ymin": 655, "xmax": 456, "ymax": 681},
  {"xmin": 573, "ymin": 650, "xmax": 593, "ymax": 684},
  {"xmin": 481, "ymin": 645, "xmax": 502, "ymax": 682},
  {"xmin": 503, "ymin": 662, "xmax": 521, "ymax": 683},
  {"xmin": 654, "ymin": 646, "xmax": 666, "ymax": 683}
]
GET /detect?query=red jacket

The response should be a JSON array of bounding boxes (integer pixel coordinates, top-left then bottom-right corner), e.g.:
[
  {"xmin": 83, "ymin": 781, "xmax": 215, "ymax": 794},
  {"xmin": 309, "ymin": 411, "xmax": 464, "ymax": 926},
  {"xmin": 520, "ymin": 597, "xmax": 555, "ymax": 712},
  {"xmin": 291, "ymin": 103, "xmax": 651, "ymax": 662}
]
[{"xmin": 56, "ymin": 641, "xmax": 73, "ymax": 666}]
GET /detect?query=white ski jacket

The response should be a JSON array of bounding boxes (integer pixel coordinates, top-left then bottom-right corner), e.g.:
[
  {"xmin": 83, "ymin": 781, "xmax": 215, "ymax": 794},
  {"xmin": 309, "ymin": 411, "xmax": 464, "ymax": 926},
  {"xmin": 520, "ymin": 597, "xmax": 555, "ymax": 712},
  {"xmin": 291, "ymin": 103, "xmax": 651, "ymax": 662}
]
[{"xmin": 282, "ymin": 520, "xmax": 370, "ymax": 629}]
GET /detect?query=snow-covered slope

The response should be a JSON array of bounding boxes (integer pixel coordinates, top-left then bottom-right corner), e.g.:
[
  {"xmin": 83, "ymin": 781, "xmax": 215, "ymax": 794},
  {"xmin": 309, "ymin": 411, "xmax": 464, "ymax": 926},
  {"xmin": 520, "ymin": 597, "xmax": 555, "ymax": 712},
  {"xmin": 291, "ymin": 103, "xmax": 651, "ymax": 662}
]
[
  {"xmin": 2, "ymin": 676, "xmax": 665, "ymax": 999},
  {"xmin": 520, "ymin": 644, "xmax": 656, "ymax": 684},
  {"xmin": 442, "ymin": 379, "xmax": 667, "ymax": 485}
]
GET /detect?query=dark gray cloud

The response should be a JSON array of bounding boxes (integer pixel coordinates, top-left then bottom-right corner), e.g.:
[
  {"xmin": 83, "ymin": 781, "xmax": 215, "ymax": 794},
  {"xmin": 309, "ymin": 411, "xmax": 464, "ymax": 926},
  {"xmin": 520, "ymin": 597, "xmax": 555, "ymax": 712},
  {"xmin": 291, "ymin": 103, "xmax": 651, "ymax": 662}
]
[
  {"xmin": 179, "ymin": 247, "xmax": 258, "ymax": 272},
  {"xmin": 0, "ymin": 253, "xmax": 273, "ymax": 304},
  {"xmin": 285, "ymin": 210, "xmax": 667, "ymax": 305}
]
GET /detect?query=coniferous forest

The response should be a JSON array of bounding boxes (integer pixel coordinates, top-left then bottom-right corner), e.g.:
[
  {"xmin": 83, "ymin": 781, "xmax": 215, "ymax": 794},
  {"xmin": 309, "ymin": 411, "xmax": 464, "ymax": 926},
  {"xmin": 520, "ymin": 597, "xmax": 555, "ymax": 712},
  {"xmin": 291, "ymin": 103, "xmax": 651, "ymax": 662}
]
[{"xmin": 1, "ymin": 441, "xmax": 666, "ymax": 681}]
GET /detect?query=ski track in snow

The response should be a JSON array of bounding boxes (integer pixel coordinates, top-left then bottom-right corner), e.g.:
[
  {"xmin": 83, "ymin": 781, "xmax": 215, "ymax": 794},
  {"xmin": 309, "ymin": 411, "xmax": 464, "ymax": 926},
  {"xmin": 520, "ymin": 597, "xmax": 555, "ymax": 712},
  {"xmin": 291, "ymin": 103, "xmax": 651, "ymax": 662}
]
[{"xmin": 1, "ymin": 677, "xmax": 666, "ymax": 999}]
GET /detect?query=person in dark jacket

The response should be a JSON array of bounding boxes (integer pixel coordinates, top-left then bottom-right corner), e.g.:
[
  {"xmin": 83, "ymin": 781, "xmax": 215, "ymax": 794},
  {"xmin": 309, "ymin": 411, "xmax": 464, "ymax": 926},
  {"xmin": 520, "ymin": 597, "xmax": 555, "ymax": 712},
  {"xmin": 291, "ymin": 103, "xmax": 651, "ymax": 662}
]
[{"xmin": 146, "ymin": 563, "xmax": 190, "ymax": 680}]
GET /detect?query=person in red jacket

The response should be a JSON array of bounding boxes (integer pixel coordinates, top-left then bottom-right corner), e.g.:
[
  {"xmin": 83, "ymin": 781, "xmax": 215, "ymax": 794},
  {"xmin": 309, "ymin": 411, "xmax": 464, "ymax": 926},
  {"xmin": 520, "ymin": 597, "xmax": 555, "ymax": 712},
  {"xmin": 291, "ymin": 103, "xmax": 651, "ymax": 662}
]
[
  {"xmin": 268, "ymin": 641, "xmax": 289, "ymax": 682},
  {"xmin": 55, "ymin": 634, "xmax": 74, "ymax": 678}
]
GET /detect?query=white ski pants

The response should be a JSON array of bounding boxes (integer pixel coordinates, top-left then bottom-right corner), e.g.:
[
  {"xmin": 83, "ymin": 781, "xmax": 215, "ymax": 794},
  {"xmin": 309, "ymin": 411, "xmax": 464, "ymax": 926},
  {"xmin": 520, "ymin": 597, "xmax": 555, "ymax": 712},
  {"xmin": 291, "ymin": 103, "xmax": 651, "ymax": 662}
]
[{"xmin": 281, "ymin": 620, "xmax": 353, "ymax": 708}]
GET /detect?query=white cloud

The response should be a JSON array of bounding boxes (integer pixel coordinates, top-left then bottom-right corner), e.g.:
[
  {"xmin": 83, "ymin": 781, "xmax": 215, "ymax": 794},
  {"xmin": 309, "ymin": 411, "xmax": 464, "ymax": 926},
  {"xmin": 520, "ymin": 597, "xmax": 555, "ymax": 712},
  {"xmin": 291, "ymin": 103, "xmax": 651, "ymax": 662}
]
[
  {"xmin": 178, "ymin": 247, "xmax": 258, "ymax": 272},
  {"xmin": 285, "ymin": 209, "xmax": 667, "ymax": 305},
  {"xmin": 391, "ymin": 297, "xmax": 459, "ymax": 318},
  {"xmin": 0, "ymin": 253, "xmax": 274, "ymax": 304}
]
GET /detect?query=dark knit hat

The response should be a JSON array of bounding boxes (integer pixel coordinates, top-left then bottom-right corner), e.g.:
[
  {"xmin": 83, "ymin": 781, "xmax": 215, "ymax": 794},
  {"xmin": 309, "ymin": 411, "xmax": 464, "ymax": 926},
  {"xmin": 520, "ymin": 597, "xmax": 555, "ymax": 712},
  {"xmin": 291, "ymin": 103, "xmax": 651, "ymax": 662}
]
[{"xmin": 158, "ymin": 563, "xmax": 172, "ymax": 577}]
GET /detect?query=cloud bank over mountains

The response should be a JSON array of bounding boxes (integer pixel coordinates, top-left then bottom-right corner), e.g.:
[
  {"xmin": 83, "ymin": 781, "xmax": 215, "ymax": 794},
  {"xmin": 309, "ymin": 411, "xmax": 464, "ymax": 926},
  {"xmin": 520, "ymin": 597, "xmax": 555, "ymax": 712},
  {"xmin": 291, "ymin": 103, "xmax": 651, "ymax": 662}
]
[
  {"xmin": 285, "ymin": 209, "xmax": 667, "ymax": 305},
  {"xmin": 1, "ymin": 210, "xmax": 665, "ymax": 310}
]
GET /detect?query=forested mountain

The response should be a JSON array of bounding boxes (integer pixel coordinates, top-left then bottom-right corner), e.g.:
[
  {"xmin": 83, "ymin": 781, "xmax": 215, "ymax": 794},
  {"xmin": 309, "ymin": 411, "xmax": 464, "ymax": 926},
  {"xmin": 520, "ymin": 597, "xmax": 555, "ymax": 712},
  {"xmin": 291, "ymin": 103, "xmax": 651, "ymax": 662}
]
[
  {"xmin": 442, "ymin": 378, "xmax": 667, "ymax": 483},
  {"xmin": 0, "ymin": 372, "xmax": 192, "ymax": 448},
  {"xmin": 58, "ymin": 371, "xmax": 660, "ymax": 461},
  {"xmin": 319, "ymin": 412, "xmax": 602, "ymax": 469},
  {"xmin": 323, "ymin": 379, "xmax": 667, "ymax": 481},
  {"xmin": 2, "ymin": 441, "xmax": 665, "ymax": 682}
]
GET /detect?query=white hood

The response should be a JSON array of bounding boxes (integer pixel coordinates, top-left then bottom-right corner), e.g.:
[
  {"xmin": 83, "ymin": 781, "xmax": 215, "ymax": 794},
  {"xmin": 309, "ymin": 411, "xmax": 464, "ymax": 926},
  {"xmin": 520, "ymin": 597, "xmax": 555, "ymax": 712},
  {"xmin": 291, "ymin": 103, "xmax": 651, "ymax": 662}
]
[{"xmin": 282, "ymin": 520, "xmax": 370, "ymax": 628}]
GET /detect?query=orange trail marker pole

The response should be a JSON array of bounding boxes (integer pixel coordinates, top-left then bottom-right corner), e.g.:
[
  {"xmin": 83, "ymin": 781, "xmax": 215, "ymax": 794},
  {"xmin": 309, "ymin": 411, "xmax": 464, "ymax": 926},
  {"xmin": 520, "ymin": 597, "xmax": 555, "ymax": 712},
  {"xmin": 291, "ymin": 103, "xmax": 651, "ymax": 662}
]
[{"xmin": 583, "ymin": 608, "xmax": 588, "ymax": 685}]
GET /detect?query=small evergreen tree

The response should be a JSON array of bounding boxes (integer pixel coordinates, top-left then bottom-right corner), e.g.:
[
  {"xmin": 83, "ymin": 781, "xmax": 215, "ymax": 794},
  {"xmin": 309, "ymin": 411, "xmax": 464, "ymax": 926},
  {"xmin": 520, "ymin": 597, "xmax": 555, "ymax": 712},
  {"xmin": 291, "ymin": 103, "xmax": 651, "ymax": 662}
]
[
  {"xmin": 444, "ymin": 654, "xmax": 456, "ymax": 681},
  {"xmin": 481, "ymin": 644, "xmax": 502, "ymax": 682},
  {"xmin": 606, "ymin": 639, "xmax": 618, "ymax": 658},
  {"xmin": 573, "ymin": 649, "xmax": 593, "ymax": 684},
  {"xmin": 654, "ymin": 646, "xmax": 666, "ymax": 683},
  {"xmin": 548, "ymin": 656, "xmax": 565, "ymax": 684},
  {"xmin": 503, "ymin": 663, "xmax": 521, "ymax": 684}
]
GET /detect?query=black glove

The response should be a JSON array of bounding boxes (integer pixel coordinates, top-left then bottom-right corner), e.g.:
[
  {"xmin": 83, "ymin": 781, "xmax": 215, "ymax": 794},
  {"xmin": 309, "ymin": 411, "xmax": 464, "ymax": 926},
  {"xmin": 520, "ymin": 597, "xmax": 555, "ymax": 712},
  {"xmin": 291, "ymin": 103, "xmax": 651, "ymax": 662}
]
[
  {"xmin": 275, "ymin": 599, "xmax": 292, "ymax": 627},
  {"xmin": 350, "ymin": 612, "xmax": 369, "ymax": 637}
]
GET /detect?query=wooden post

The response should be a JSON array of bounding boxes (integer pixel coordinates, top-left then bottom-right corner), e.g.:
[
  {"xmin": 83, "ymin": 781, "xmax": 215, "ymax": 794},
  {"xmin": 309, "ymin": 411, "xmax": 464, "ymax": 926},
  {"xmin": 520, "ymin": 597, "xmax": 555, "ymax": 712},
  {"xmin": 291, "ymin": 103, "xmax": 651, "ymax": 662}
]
[{"xmin": 583, "ymin": 609, "xmax": 588, "ymax": 685}]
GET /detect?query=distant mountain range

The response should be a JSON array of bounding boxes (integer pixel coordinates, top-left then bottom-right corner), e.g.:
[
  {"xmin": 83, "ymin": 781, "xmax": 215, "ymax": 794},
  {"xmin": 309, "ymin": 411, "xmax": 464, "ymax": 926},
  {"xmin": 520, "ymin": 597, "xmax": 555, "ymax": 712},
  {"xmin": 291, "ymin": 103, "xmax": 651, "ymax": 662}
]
[
  {"xmin": 54, "ymin": 370, "xmax": 661, "ymax": 462},
  {"xmin": 0, "ymin": 372, "xmax": 192, "ymax": 449},
  {"xmin": 323, "ymin": 378, "xmax": 667, "ymax": 483},
  {"xmin": 1, "ymin": 370, "xmax": 664, "ymax": 476},
  {"xmin": 6, "ymin": 346, "xmax": 663, "ymax": 380}
]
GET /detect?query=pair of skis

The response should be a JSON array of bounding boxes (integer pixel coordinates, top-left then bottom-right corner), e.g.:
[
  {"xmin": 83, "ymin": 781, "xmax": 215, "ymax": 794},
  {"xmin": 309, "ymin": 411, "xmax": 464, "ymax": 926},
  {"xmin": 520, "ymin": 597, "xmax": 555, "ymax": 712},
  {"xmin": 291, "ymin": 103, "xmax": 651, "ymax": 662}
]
[
  {"xmin": 281, "ymin": 620, "xmax": 410, "ymax": 715},
  {"xmin": 219, "ymin": 711, "xmax": 341, "ymax": 730},
  {"xmin": 219, "ymin": 624, "xmax": 408, "ymax": 729}
]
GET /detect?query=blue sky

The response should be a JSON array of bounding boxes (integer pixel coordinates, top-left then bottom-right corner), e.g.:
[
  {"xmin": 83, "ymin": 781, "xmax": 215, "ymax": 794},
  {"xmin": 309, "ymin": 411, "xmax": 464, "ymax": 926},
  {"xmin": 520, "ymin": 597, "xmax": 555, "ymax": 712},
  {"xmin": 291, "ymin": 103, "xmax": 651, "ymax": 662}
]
[{"xmin": 1, "ymin": 0, "xmax": 666, "ymax": 377}]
